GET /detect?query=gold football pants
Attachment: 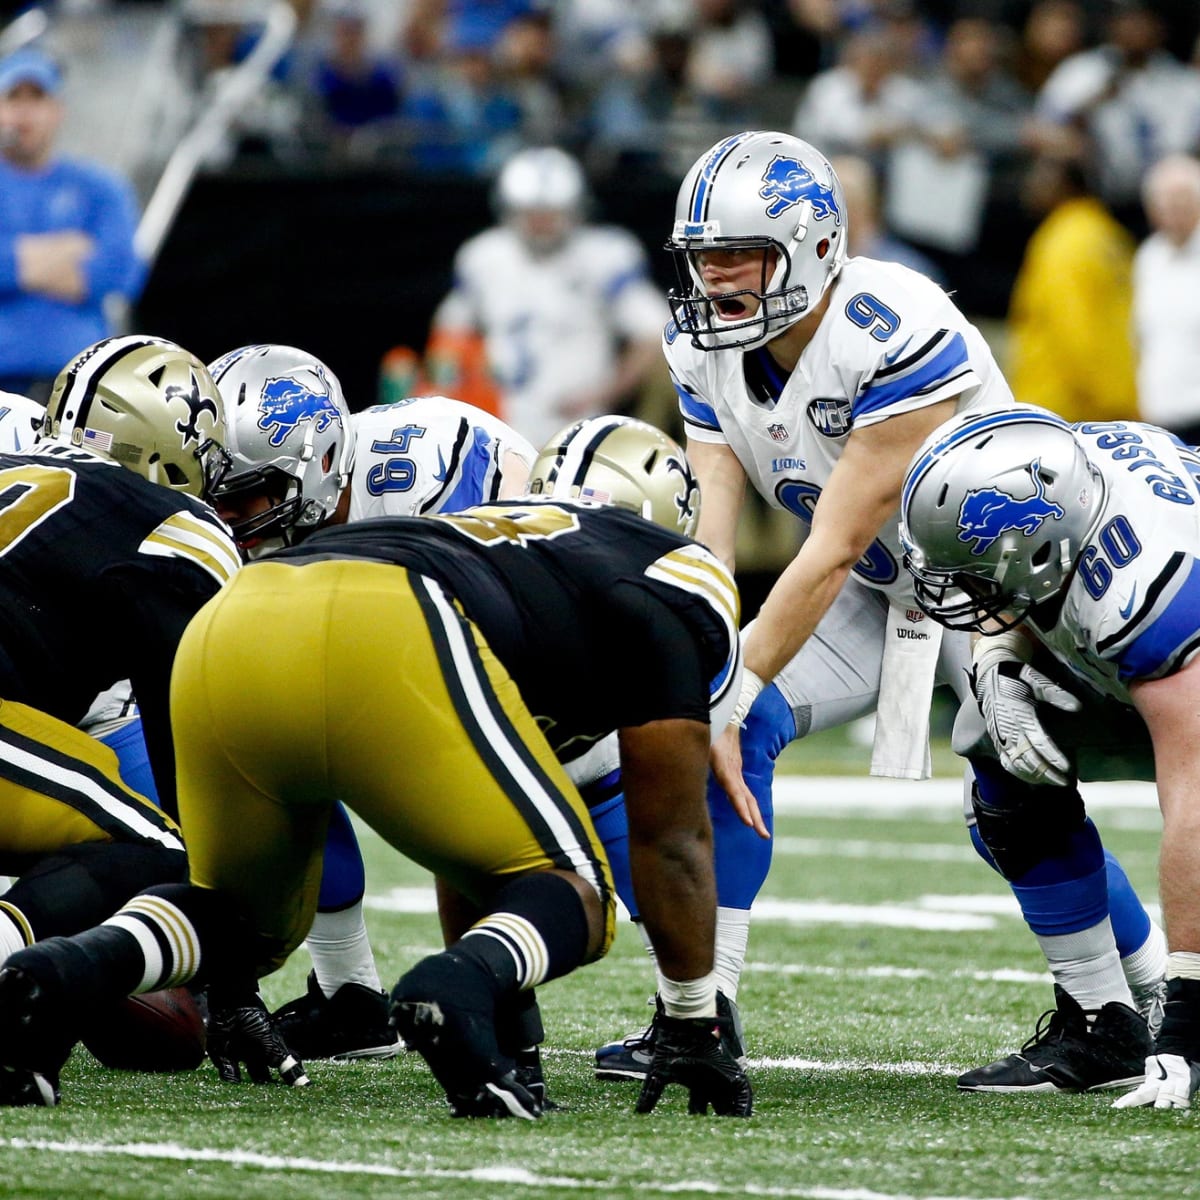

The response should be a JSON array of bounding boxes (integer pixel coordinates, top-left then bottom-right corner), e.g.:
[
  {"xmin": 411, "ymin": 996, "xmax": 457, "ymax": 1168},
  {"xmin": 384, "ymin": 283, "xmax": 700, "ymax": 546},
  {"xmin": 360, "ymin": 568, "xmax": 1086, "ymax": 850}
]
[
  {"xmin": 170, "ymin": 559, "xmax": 615, "ymax": 974},
  {"xmin": 0, "ymin": 698, "xmax": 183, "ymax": 875}
]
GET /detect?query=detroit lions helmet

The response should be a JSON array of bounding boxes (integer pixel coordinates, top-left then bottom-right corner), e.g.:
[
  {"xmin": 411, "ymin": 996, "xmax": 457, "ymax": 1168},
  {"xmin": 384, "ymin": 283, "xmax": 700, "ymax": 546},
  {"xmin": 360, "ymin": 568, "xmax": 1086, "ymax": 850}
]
[
  {"xmin": 494, "ymin": 145, "xmax": 585, "ymax": 254},
  {"xmin": 42, "ymin": 334, "xmax": 228, "ymax": 500},
  {"xmin": 899, "ymin": 407, "xmax": 1105, "ymax": 632},
  {"xmin": 207, "ymin": 344, "xmax": 353, "ymax": 549},
  {"xmin": 525, "ymin": 415, "xmax": 701, "ymax": 538},
  {"xmin": 667, "ymin": 130, "xmax": 847, "ymax": 351}
]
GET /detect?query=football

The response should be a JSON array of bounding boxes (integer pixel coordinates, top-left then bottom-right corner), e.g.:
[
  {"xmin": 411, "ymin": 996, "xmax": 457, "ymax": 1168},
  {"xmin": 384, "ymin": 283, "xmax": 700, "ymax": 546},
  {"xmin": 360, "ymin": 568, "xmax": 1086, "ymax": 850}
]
[{"xmin": 80, "ymin": 987, "xmax": 207, "ymax": 1073}]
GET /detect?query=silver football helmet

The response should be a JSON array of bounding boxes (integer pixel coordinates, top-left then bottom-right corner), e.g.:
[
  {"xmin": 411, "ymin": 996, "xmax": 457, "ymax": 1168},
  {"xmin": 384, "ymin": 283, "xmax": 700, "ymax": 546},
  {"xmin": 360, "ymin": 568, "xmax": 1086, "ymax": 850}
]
[
  {"xmin": 525, "ymin": 415, "xmax": 701, "ymax": 538},
  {"xmin": 207, "ymin": 344, "xmax": 353, "ymax": 549},
  {"xmin": 42, "ymin": 334, "xmax": 228, "ymax": 500},
  {"xmin": 899, "ymin": 407, "xmax": 1105, "ymax": 632},
  {"xmin": 494, "ymin": 145, "xmax": 585, "ymax": 254},
  {"xmin": 667, "ymin": 130, "xmax": 847, "ymax": 351}
]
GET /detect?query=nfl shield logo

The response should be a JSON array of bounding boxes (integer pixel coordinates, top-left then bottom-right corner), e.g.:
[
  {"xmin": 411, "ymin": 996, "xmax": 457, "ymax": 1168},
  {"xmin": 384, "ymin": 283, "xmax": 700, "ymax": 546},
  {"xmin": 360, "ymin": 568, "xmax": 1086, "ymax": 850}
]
[{"xmin": 768, "ymin": 423, "xmax": 788, "ymax": 442}]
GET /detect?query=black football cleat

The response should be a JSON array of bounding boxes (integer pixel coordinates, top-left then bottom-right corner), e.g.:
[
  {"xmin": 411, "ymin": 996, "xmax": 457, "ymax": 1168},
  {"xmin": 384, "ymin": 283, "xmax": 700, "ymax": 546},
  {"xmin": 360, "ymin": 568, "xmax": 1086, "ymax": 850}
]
[
  {"xmin": 958, "ymin": 984, "xmax": 1152, "ymax": 1093},
  {"xmin": 0, "ymin": 949, "xmax": 82, "ymax": 1102},
  {"xmin": 390, "ymin": 952, "xmax": 540, "ymax": 1120},
  {"xmin": 271, "ymin": 971, "xmax": 401, "ymax": 1061}
]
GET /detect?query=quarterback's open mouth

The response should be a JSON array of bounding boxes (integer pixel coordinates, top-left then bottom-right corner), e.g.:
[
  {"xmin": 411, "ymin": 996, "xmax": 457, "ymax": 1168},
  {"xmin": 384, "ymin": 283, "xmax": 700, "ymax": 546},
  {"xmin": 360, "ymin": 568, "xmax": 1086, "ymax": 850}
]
[{"xmin": 712, "ymin": 295, "xmax": 748, "ymax": 319}]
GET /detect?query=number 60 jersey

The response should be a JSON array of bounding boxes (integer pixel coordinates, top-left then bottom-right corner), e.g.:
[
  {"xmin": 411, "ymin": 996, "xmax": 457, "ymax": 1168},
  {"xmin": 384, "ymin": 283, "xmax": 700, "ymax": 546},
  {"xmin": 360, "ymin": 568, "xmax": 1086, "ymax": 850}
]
[
  {"xmin": 276, "ymin": 500, "xmax": 741, "ymax": 760},
  {"xmin": 667, "ymin": 257, "xmax": 1014, "ymax": 598},
  {"xmin": 1029, "ymin": 420, "xmax": 1200, "ymax": 702}
]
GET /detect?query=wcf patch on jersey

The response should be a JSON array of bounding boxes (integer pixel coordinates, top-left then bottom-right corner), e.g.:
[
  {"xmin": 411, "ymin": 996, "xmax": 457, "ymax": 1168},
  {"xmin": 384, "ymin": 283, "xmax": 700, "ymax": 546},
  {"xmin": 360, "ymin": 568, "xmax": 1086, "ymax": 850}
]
[{"xmin": 807, "ymin": 398, "xmax": 852, "ymax": 438}]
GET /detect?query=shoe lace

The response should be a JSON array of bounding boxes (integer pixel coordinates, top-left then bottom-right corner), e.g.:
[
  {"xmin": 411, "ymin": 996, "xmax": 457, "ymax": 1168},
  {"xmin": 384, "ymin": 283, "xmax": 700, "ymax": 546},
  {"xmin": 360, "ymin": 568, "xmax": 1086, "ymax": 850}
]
[{"xmin": 1021, "ymin": 1003, "xmax": 1075, "ymax": 1053}]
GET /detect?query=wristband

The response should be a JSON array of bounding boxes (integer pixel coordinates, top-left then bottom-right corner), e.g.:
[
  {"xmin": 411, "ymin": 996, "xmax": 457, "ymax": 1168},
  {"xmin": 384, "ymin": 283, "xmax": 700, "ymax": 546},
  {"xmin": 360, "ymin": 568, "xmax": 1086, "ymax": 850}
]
[
  {"xmin": 729, "ymin": 668, "xmax": 765, "ymax": 729},
  {"xmin": 971, "ymin": 629, "xmax": 1034, "ymax": 678}
]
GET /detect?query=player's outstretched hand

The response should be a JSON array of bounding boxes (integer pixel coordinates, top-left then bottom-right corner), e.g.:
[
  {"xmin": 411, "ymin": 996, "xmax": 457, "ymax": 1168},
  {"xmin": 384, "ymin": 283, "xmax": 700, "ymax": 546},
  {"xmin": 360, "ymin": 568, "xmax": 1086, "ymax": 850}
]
[
  {"xmin": 635, "ymin": 1013, "xmax": 752, "ymax": 1117},
  {"xmin": 1113, "ymin": 1054, "xmax": 1200, "ymax": 1110},
  {"xmin": 207, "ymin": 992, "xmax": 310, "ymax": 1087}
]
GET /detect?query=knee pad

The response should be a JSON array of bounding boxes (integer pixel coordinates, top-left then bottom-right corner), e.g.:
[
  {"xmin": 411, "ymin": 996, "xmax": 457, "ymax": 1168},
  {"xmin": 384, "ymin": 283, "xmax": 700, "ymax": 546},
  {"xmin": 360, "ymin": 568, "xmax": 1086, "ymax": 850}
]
[{"xmin": 968, "ymin": 756, "xmax": 1086, "ymax": 881}]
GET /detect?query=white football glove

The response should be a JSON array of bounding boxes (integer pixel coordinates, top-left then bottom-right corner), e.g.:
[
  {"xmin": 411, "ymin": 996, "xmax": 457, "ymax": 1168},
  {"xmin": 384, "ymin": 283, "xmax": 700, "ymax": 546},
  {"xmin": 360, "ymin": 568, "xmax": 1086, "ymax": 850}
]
[
  {"xmin": 1113, "ymin": 1054, "xmax": 1200, "ymax": 1110},
  {"xmin": 972, "ymin": 633, "xmax": 1082, "ymax": 787}
]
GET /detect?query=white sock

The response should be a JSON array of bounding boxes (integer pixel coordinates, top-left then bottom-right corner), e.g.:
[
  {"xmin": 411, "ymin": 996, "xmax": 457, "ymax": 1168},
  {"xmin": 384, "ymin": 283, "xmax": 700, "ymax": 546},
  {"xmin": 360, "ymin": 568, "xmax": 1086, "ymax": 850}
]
[
  {"xmin": 713, "ymin": 907, "xmax": 750, "ymax": 1003},
  {"xmin": 1122, "ymin": 919, "xmax": 1168, "ymax": 994},
  {"xmin": 1036, "ymin": 918, "xmax": 1134, "ymax": 1014},
  {"xmin": 305, "ymin": 901, "xmax": 381, "ymax": 997},
  {"xmin": 635, "ymin": 919, "xmax": 658, "ymax": 966}
]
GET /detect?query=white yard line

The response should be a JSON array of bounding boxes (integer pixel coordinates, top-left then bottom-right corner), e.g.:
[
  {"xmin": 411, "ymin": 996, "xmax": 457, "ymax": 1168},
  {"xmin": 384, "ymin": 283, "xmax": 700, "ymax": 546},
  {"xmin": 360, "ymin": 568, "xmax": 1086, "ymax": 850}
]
[{"xmin": 0, "ymin": 1138, "xmax": 1041, "ymax": 1200}]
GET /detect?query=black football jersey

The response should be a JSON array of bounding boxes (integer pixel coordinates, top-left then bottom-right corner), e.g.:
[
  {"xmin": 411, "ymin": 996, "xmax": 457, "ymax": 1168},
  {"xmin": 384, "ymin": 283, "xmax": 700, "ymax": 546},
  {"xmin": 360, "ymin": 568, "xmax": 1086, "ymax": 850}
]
[
  {"xmin": 0, "ymin": 446, "xmax": 241, "ymax": 803},
  {"xmin": 274, "ymin": 501, "xmax": 740, "ymax": 759}
]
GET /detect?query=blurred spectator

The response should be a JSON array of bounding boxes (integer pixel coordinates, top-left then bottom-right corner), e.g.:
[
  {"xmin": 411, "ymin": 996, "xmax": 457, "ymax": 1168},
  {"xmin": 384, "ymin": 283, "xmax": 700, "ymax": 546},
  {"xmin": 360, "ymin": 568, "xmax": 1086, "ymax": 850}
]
[
  {"xmin": 312, "ymin": 2, "xmax": 404, "ymax": 138},
  {"xmin": 1132, "ymin": 153, "xmax": 1200, "ymax": 443},
  {"xmin": 399, "ymin": 14, "xmax": 524, "ymax": 174},
  {"xmin": 1006, "ymin": 153, "xmax": 1138, "ymax": 423},
  {"xmin": 0, "ymin": 47, "xmax": 144, "ymax": 399},
  {"xmin": 791, "ymin": 27, "xmax": 925, "ymax": 166},
  {"xmin": 493, "ymin": 9, "xmax": 569, "ymax": 148},
  {"xmin": 1014, "ymin": 0, "xmax": 1086, "ymax": 94},
  {"xmin": 830, "ymin": 153, "xmax": 945, "ymax": 282},
  {"xmin": 684, "ymin": 0, "xmax": 774, "ymax": 124},
  {"xmin": 1033, "ymin": 0, "xmax": 1200, "ymax": 221},
  {"xmin": 428, "ymin": 145, "xmax": 668, "ymax": 446}
]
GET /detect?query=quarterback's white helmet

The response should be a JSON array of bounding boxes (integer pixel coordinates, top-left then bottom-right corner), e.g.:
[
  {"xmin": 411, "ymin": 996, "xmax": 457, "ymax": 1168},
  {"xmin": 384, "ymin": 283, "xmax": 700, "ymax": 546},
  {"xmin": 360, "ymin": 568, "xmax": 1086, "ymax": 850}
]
[
  {"xmin": 525, "ymin": 415, "xmax": 701, "ymax": 538},
  {"xmin": 668, "ymin": 130, "xmax": 847, "ymax": 351},
  {"xmin": 207, "ymin": 344, "xmax": 353, "ymax": 549},
  {"xmin": 42, "ymin": 334, "xmax": 228, "ymax": 500},
  {"xmin": 899, "ymin": 407, "xmax": 1105, "ymax": 632}
]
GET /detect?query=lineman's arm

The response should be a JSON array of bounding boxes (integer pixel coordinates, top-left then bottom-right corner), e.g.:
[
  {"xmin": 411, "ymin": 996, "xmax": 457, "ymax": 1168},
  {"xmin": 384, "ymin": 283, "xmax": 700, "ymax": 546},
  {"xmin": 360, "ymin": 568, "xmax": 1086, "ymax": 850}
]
[
  {"xmin": 688, "ymin": 438, "xmax": 747, "ymax": 571},
  {"xmin": 619, "ymin": 717, "xmax": 716, "ymax": 983}
]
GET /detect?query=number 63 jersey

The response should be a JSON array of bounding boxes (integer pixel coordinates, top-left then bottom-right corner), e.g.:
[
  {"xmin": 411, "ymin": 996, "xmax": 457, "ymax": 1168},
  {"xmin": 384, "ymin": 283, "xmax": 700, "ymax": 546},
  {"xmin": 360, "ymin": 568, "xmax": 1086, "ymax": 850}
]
[
  {"xmin": 1030, "ymin": 420, "xmax": 1200, "ymax": 701},
  {"xmin": 668, "ymin": 256, "xmax": 1014, "ymax": 598}
]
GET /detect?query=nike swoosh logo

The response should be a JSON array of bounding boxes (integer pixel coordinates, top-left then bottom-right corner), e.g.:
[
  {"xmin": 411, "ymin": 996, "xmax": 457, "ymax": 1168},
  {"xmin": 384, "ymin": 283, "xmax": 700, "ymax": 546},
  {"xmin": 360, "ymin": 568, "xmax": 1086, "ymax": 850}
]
[
  {"xmin": 433, "ymin": 447, "xmax": 448, "ymax": 483},
  {"xmin": 1156, "ymin": 1060, "xmax": 1169, "ymax": 1082},
  {"xmin": 1119, "ymin": 587, "xmax": 1138, "ymax": 621}
]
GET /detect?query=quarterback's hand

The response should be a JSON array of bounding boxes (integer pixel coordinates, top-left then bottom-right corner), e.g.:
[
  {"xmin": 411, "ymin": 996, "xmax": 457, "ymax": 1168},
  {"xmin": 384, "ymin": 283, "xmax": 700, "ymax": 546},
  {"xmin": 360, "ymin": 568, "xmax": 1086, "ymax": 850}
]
[
  {"xmin": 635, "ymin": 1013, "xmax": 753, "ymax": 1117},
  {"xmin": 974, "ymin": 660, "xmax": 1081, "ymax": 787},
  {"xmin": 207, "ymin": 992, "xmax": 310, "ymax": 1087},
  {"xmin": 1113, "ymin": 1054, "xmax": 1200, "ymax": 1110},
  {"xmin": 710, "ymin": 724, "xmax": 769, "ymax": 839}
]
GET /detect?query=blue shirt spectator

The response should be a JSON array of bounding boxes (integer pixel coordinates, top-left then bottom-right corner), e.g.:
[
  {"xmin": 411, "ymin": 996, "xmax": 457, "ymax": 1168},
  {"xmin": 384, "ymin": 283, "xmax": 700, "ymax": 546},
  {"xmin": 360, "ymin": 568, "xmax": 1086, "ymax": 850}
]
[{"xmin": 0, "ymin": 47, "xmax": 145, "ymax": 396}]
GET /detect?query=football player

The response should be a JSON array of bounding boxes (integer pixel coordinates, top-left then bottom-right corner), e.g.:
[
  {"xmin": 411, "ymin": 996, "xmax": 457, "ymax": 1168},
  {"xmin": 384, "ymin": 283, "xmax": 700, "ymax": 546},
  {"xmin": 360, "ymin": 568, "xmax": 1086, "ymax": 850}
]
[
  {"xmin": 0, "ymin": 335, "xmax": 240, "ymax": 1103},
  {"xmin": 205, "ymin": 344, "xmax": 538, "ymax": 1068},
  {"xmin": 429, "ymin": 145, "xmax": 669, "ymax": 449},
  {"xmin": 0, "ymin": 419, "xmax": 754, "ymax": 1120},
  {"xmin": 899, "ymin": 406, "xmax": 1200, "ymax": 1108},
  {"xmin": 594, "ymin": 130, "xmax": 1165, "ymax": 1092}
]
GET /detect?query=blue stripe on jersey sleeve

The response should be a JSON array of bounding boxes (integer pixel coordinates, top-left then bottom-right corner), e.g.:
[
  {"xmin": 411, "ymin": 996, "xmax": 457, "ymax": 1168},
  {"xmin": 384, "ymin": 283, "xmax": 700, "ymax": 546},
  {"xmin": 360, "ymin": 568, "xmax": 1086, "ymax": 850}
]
[
  {"xmin": 436, "ymin": 432, "xmax": 495, "ymax": 513},
  {"xmin": 1116, "ymin": 557, "xmax": 1200, "ymax": 681},
  {"xmin": 853, "ymin": 332, "xmax": 970, "ymax": 419},
  {"xmin": 676, "ymin": 378, "xmax": 720, "ymax": 431}
]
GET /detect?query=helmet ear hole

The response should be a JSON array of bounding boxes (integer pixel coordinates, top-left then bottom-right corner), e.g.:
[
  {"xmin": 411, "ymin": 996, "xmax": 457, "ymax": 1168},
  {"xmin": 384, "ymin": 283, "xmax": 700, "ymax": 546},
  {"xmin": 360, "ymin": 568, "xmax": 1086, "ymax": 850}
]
[
  {"xmin": 148, "ymin": 365, "xmax": 166, "ymax": 388},
  {"xmin": 816, "ymin": 238, "xmax": 830, "ymax": 259}
]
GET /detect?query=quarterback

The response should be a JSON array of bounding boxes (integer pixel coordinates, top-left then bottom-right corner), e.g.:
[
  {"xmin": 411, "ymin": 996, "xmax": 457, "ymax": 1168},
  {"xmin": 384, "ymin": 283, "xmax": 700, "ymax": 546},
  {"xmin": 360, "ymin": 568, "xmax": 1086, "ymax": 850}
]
[
  {"xmin": 900, "ymin": 406, "xmax": 1200, "ymax": 1108},
  {"xmin": 597, "ymin": 129, "xmax": 1167, "ymax": 1093}
]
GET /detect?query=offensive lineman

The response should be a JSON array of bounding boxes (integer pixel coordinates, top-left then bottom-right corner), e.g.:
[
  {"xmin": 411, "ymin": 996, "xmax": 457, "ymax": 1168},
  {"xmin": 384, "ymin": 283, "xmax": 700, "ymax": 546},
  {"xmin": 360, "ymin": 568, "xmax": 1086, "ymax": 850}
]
[
  {"xmin": 899, "ymin": 406, "xmax": 1200, "ymax": 1108},
  {"xmin": 597, "ymin": 129, "xmax": 1166, "ymax": 1093}
]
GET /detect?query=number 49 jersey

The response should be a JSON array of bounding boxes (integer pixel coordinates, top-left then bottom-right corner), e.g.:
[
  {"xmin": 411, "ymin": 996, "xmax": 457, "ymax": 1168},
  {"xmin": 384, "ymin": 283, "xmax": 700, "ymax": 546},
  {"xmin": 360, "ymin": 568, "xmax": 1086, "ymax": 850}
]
[
  {"xmin": 1031, "ymin": 421, "xmax": 1200, "ymax": 700},
  {"xmin": 668, "ymin": 256, "xmax": 1014, "ymax": 597},
  {"xmin": 277, "ymin": 501, "xmax": 740, "ymax": 760}
]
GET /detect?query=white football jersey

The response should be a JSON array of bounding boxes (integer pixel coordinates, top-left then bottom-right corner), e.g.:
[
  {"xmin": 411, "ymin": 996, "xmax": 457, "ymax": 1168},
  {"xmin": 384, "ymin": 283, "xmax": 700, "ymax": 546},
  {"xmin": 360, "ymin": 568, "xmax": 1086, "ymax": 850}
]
[
  {"xmin": 1031, "ymin": 420, "xmax": 1200, "ymax": 701},
  {"xmin": 435, "ymin": 224, "xmax": 668, "ymax": 449},
  {"xmin": 0, "ymin": 391, "xmax": 43, "ymax": 452},
  {"xmin": 348, "ymin": 395, "xmax": 536, "ymax": 522},
  {"xmin": 669, "ymin": 256, "xmax": 1014, "ymax": 600}
]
